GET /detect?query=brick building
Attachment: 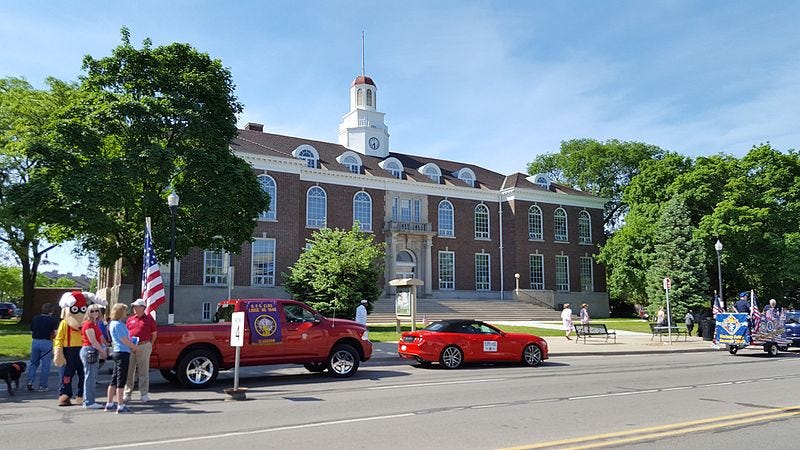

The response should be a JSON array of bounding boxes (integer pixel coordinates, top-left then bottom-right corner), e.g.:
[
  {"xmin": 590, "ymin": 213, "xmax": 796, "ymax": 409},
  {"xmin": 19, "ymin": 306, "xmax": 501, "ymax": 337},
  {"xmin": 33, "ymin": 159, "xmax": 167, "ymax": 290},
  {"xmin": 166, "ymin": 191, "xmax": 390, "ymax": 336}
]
[{"xmin": 98, "ymin": 73, "xmax": 608, "ymax": 322}]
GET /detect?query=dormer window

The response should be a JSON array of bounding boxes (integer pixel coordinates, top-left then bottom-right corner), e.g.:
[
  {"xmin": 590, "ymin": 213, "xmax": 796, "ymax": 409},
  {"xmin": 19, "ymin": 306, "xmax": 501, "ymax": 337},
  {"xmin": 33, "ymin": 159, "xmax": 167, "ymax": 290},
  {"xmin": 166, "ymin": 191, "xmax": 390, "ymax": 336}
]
[
  {"xmin": 292, "ymin": 145, "xmax": 319, "ymax": 169},
  {"xmin": 379, "ymin": 157, "xmax": 404, "ymax": 179},
  {"xmin": 527, "ymin": 173, "xmax": 551, "ymax": 189},
  {"xmin": 454, "ymin": 168, "xmax": 476, "ymax": 187},
  {"xmin": 336, "ymin": 151, "xmax": 363, "ymax": 174},
  {"xmin": 419, "ymin": 163, "xmax": 442, "ymax": 183}
]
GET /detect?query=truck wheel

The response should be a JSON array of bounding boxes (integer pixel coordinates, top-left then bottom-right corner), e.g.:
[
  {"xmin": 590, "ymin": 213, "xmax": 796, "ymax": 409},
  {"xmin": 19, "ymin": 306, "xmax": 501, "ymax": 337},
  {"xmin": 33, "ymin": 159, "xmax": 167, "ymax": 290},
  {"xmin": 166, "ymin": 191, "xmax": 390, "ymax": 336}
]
[
  {"xmin": 728, "ymin": 346, "xmax": 738, "ymax": 355},
  {"xmin": 177, "ymin": 349, "xmax": 220, "ymax": 388},
  {"xmin": 160, "ymin": 369, "xmax": 178, "ymax": 383},
  {"xmin": 765, "ymin": 342, "xmax": 778, "ymax": 357},
  {"xmin": 327, "ymin": 345, "xmax": 359, "ymax": 378},
  {"xmin": 304, "ymin": 362, "xmax": 326, "ymax": 373}
]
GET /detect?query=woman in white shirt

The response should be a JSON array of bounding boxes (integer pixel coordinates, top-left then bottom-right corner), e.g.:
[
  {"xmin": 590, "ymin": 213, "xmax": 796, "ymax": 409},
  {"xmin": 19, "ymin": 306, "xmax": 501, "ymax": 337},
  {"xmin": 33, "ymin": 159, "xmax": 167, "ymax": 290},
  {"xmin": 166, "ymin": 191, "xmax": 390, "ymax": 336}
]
[{"xmin": 561, "ymin": 303, "xmax": 574, "ymax": 340}]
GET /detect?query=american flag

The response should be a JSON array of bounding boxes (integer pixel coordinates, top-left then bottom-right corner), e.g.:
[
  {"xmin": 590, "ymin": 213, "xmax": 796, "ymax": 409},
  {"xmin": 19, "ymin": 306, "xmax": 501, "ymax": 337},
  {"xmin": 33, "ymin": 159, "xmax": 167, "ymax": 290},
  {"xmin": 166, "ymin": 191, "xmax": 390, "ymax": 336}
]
[
  {"xmin": 142, "ymin": 218, "xmax": 166, "ymax": 315},
  {"xmin": 750, "ymin": 289, "xmax": 761, "ymax": 333},
  {"xmin": 712, "ymin": 293, "xmax": 724, "ymax": 316}
]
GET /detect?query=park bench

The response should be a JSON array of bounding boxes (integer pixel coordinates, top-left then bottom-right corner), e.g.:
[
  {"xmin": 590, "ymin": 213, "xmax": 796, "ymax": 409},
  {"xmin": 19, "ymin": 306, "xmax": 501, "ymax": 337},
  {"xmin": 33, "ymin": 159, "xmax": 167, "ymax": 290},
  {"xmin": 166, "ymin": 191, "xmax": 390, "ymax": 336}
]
[
  {"xmin": 573, "ymin": 324, "xmax": 617, "ymax": 344},
  {"xmin": 649, "ymin": 323, "xmax": 688, "ymax": 342}
]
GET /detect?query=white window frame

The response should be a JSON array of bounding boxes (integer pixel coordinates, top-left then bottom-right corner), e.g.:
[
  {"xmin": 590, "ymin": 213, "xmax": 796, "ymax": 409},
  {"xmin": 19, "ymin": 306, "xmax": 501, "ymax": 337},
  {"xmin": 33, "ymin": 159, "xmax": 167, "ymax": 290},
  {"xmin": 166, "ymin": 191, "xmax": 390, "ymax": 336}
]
[
  {"xmin": 419, "ymin": 163, "xmax": 442, "ymax": 183},
  {"xmin": 379, "ymin": 157, "xmax": 404, "ymax": 179},
  {"xmin": 251, "ymin": 238, "xmax": 276, "ymax": 287},
  {"xmin": 306, "ymin": 186, "xmax": 327, "ymax": 228},
  {"xmin": 580, "ymin": 257, "xmax": 594, "ymax": 292},
  {"xmin": 292, "ymin": 145, "xmax": 319, "ymax": 168},
  {"xmin": 455, "ymin": 167, "xmax": 476, "ymax": 187},
  {"xmin": 475, "ymin": 253, "xmax": 490, "ymax": 291},
  {"xmin": 554, "ymin": 208, "xmax": 568, "ymax": 242},
  {"xmin": 353, "ymin": 191, "xmax": 372, "ymax": 232},
  {"xmin": 578, "ymin": 211, "xmax": 592, "ymax": 244},
  {"xmin": 474, "ymin": 204, "xmax": 490, "ymax": 239},
  {"xmin": 438, "ymin": 251, "xmax": 455, "ymax": 290},
  {"xmin": 528, "ymin": 205, "xmax": 543, "ymax": 240},
  {"xmin": 258, "ymin": 174, "xmax": 277, "ymax": 221},
  {"xmin": 529, "ymin": 254, "xmax": 544, "ymax": 290},
  {"xmin": 438, "ymin": 200, "xmax": 454, "ymax": 237},
  {"xmin": 555, "ymin": 255, "xmax": 570, "ymax": 291},
  {"xmin": 203, "ymin": 250, "xmax": 228, "ymax": 286},
  {"xmin": 201, "ymin": 302, "xmax": 212, "ymax": 322}
]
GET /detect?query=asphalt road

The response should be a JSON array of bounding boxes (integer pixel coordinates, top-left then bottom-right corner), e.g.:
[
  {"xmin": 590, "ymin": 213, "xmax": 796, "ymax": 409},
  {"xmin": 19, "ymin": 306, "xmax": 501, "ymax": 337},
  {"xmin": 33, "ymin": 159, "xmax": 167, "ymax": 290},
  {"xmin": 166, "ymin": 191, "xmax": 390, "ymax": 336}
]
[{"xmin": 1, "ymin": 350, "xmax": 799, "ymax": 449}]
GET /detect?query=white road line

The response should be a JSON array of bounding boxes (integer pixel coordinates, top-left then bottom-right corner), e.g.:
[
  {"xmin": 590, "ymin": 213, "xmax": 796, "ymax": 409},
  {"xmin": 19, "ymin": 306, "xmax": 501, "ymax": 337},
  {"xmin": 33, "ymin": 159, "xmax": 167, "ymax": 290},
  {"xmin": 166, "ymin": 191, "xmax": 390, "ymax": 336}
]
[
  {"xmin": 473, "ymin": 404, "xmax": 504, "ymax": 409},
  {"xmin": 84, "ymin": 413, "xmax": 416, "ymax": 449},
  {"xmin": 569, "ymin": 389, "xmax": 659, "ymax": 400},
  {"xmin": 702, "ymin": 382, "xmax": 734, "ymax": 387},
  {"xmin": 661, "ymin": 386, "xmax": 693, "ymax": 391},
  {"xmin": 368, "ymin": 378, "xmax": 505, "ymax": 390}
]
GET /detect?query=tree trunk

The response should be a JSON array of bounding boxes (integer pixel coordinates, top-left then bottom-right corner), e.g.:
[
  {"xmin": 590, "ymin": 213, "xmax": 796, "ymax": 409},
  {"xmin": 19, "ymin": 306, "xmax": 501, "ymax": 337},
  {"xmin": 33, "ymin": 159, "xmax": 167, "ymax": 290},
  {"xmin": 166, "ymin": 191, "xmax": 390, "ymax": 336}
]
[{"xmin": 20, "ymin": 258, "xmax": 35, "ymax": 324}]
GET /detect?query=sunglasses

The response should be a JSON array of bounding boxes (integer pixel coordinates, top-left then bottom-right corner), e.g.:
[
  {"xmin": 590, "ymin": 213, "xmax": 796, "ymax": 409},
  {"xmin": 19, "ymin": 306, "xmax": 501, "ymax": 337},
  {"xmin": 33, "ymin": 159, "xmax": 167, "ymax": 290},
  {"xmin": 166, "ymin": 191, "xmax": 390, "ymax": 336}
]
[{"xmin": 89, "ymin": 310, "xmax": 101, "ymax": 314}]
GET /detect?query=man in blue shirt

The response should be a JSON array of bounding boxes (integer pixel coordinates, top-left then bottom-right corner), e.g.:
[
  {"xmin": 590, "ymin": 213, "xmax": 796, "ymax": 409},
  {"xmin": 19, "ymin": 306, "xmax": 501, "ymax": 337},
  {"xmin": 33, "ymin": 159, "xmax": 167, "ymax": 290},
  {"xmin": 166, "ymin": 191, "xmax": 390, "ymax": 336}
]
[
  {"xmin": 734, "ymin": 292, "xmax": 751, "ymax": 313},
  {"xmin": 26, "ymin": 303, "xmax": 59, "ymax": 391}
]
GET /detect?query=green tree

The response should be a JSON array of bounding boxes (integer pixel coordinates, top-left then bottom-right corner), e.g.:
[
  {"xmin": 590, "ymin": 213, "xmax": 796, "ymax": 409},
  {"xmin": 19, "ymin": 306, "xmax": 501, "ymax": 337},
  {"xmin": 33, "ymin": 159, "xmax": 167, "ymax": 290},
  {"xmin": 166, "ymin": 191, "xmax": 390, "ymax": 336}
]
[
  {"xmin": 645, "ymin": 195, "xmax": 709, "ymax": 320},
  {"xmin": 0, "ymin": 77, "xmax": 78, "ymax": 322},
  {"xmin": 527, "ymin": 138, "xmax": 664, "ymax": 229},
  {"xmin": 0, "ymin": 265, "xmax": 23, "ymax": 301},
  {"xmin": 38, "ymin": 28, "xmax": 268, "ymax": 299},
  {"xmin": 283, "ymin": 226, "xmax": 385, "ymax": 318}
]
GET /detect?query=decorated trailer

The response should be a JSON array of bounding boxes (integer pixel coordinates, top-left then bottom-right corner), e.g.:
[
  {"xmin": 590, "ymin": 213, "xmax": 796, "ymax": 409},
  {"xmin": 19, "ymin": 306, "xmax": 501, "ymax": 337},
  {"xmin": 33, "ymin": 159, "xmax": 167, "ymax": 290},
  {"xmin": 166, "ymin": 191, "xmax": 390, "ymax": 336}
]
[{"xmin": 715, "ymin": 312, "xmax": 791, "ymax": 356}]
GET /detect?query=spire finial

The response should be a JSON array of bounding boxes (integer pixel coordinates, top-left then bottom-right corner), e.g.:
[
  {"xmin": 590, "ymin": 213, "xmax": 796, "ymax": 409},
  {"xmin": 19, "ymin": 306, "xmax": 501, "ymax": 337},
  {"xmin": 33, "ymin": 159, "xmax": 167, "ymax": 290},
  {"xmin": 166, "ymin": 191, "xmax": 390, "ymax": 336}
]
[{"xmin": 361, "ymin": 31, "xmax": 365, "ymax": 77}]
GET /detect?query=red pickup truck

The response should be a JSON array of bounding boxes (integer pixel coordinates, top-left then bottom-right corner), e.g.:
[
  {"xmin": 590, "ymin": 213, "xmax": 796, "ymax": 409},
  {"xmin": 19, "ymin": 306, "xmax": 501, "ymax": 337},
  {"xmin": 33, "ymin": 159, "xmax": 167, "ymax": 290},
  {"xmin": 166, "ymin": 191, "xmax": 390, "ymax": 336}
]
[{"xmin": 150, "ymin": 299, "xmax": 372, "ymax": 388}]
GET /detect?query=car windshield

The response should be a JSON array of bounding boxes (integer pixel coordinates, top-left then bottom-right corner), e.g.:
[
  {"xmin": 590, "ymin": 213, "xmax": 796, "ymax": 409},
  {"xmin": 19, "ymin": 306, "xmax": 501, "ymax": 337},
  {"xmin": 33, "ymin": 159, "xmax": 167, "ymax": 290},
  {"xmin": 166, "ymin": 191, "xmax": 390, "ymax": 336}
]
[{"xmin": 424, "ymin": 322, "xmax": 447, "ymax": 331}]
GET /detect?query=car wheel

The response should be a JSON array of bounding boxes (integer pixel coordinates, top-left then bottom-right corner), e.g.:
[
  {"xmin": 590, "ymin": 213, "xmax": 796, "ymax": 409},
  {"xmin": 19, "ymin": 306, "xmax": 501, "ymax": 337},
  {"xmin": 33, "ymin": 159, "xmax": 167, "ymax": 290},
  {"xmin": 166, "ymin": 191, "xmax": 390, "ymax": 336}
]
[
  {"xmin": 327, "ymin": 345, "xmax": 359, "ymax": 378},
  {"xmin": 176, "ymin": 349, "xmax": 220, "ymax": 388},
  {"xmin": 160, "ymin": 369, "xmax": 178, "ymax": 383},
  {"xmin": 765, "ymin": 342, "xmax": 778, "ymax": 357},
  {"xmin": 439, "ymin": 345, "xmax": 463, "ymax": 369},
  {"xmin": 304, "ymin": 362, "xmax": 326, "ymax": 373},
  {"xmin": 728, "ymin": 346, "xmax": 738, "ymax": 355},
  {"xmin": 522, "ymin": 343, "xmax": 543, "ymax": 367}
]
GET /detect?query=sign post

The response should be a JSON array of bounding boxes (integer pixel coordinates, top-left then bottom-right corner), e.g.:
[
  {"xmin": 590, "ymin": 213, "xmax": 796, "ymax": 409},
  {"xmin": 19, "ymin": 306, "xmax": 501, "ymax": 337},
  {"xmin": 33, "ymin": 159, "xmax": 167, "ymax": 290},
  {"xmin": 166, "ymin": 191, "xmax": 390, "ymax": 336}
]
[
  {"xmin": 227, "ymin": 311, "xmax": 245, "ymax": 400},
  {"xmin": 663, "ymin": 277, "xmax": 673, "ymax": 345}
]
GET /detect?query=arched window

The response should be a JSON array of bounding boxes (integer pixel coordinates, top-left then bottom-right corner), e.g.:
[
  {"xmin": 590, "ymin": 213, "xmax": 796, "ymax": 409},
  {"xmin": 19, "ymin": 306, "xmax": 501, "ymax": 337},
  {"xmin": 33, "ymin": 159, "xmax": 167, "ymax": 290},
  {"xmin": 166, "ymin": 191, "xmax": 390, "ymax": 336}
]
[
  {"xmin": 455, "ymin": 168, "xmax": 476, "ymax": 187},
  {"xmin": 474, "ymin": 204, "xmax": 489, "ymax": 239},
  {"xmin": 528, "ymin": 205, "xmax": 543, "ymax": 240},
  {"xmin": 258, "ymin": 175, "xmax": 276, "ymax": 220},
  {"xmin": 341, "ymin": 155, "xmax": 360, "ymax": 174},
  {"xmin": 366, "ymin": 89, "xmax": 373, "ymax": 107},
  {"xmin": 380, "ymin": 157, "xmax": 404, "ymax": 179},
  {"xmin": 306, "ymin": 186, "xmax": 327, "ymax": 228},
  {"xmin": 299, "ymin": 149, "xmax": 317, "ymax": 168},
  {"xmin": 353, "ymin": 191, "xmax": 372, "ymax": 232},
  {"xmin": 356, "ymin": 88, "xmax": 364, "ymax": 106},
  {"xmin": 554, "ymin": 208, "xmax": 568, "ymax": 241},
  {"xmin": 438, "ymin": 200, "xmax": 454, "ymax": 237},
  {"xmin": 578, "ymin": 211, "xmax": 592, "ymax": 244}
]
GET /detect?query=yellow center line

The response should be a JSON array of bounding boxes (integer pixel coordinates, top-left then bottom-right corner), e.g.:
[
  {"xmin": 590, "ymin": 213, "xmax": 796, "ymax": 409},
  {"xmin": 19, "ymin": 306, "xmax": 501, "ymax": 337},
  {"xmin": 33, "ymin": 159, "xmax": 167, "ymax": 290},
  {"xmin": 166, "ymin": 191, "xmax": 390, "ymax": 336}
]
[{"xmin": 501, "ymin": 405, "xmax": 800, "ymax": 450}]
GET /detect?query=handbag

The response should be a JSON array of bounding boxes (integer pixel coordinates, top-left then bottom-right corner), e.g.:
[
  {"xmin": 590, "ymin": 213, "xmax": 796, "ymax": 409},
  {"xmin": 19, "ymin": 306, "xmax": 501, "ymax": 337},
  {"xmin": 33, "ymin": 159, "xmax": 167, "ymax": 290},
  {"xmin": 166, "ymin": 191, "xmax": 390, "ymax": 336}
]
[{"xmin": 86, "ymin": 347, "xmax": 98, "ymax": 364}]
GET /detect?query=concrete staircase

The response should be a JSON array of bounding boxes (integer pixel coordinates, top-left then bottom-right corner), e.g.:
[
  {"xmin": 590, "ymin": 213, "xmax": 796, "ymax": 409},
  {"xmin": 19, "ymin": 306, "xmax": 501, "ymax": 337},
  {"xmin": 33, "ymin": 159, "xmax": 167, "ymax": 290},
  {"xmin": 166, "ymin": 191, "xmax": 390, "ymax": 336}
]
[{"xmin": 368, "ymin": 297, "xmax": 562, "ymax": 323}]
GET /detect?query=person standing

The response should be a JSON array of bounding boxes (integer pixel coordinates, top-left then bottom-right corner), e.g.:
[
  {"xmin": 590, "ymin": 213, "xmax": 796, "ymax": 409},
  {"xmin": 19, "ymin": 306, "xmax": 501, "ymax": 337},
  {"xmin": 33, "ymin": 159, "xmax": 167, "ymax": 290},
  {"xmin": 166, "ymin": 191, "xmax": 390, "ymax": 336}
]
[
  {"xmin": 80, "ymin": 304, "xmax": 107, "ymax": 409},
  {"xmin": 354, "ymin": 299, "xmax": 368, "ymax": 339},
  {"xmin": 561, "ymin": 303, "xmax": 574, "ymax": 340},
  {"xmin": 105, "ymin": 303, "xmax": 137, "ymax": 413},
  {"xmin": 763, "ymin": 299, "xmax": 779, "ymax": 320},
  {"xmin": 656, "ymin": 307, "xmax": 666, "ymax": 326},
  {"xmin": 124, "ymin": 299, "xmax": 157, "ymax": 403},
  {"xmin": 26, "ymin": 303, "xmax": 59, "ymax": 392},
  {"xmin": 579, "ymin": 304, "xmax": 591, "ymax": 329},
  {"xmin": 684, "ymin": 310, "xmax": 695, "ymax": 337}
]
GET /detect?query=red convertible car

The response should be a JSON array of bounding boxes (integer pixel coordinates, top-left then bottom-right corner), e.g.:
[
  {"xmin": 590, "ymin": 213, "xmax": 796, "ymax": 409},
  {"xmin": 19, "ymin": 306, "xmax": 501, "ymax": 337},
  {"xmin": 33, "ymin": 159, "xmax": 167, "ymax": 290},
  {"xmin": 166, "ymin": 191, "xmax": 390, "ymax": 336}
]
[{"xmin": 398, "ymin": 320, "xmax": 548, "ymax": 369}]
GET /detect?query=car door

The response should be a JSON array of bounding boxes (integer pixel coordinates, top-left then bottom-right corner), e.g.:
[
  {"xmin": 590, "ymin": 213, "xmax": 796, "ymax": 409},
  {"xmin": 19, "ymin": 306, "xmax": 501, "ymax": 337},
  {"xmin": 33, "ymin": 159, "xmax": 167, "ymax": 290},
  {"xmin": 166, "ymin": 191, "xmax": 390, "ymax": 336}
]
[
  {"xmin": 474, "ymin": 323, "xmax": 507, "ymax": 361},
  {"xmin": 281, "ymin": 303, "xmax": 327, "ymax": 358}
]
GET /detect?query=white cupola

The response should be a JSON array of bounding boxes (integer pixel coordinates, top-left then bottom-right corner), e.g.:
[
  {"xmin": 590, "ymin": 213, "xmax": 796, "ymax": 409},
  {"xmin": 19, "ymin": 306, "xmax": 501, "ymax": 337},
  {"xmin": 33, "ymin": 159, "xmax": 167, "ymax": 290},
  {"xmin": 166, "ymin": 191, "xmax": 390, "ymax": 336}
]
[{"xmin": 338, "ymin": 75, "xmax": 390, "ymax": 157}]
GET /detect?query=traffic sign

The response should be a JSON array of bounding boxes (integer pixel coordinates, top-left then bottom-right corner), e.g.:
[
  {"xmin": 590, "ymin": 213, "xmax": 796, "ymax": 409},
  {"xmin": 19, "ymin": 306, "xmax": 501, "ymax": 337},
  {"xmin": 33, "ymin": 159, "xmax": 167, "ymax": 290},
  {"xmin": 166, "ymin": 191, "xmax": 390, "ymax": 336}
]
[
  {"xmin": 663, "ymin": 277, "xmax": 672, "ymax": 290},
  {"xmin": 231, "ymin": 311, "xmax": 244, "ymax": 347}
]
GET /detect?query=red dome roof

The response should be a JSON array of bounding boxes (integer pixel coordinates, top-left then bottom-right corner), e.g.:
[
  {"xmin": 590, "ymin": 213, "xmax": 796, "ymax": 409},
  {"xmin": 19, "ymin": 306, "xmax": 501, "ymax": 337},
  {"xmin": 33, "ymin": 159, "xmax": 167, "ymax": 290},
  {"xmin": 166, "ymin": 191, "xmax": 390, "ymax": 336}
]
[{"xmin": 352, "ymin": 75, "xmax": 376, "ymax": 87}]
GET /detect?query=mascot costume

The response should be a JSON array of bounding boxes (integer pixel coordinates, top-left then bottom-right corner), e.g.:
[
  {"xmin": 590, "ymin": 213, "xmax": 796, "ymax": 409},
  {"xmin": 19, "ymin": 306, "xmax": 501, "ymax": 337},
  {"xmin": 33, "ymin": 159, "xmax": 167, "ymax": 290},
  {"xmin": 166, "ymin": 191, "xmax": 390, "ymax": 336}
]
[{"xmin": 53, "ymin": 291, "xmax": 106, "ymax": 406}]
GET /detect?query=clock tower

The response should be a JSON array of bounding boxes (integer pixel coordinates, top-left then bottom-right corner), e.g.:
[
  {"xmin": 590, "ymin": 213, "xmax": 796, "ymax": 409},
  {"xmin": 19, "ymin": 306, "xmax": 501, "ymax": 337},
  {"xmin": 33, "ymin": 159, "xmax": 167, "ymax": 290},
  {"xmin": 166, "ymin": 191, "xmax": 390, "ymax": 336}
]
[{"xmin": 338, "ymin": 75, "xmax": 390, "ymax": 157}]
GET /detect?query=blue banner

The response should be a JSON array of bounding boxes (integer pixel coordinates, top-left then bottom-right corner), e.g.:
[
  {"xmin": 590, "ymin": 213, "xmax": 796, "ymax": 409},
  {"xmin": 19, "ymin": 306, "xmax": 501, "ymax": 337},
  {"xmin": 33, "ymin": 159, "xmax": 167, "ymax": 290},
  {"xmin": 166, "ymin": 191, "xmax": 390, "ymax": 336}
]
[
  {"xmin": 246, "ymin": 300, "xmax": 282, "ymax": 344},
  {"xmin": 715, "ymin": 313, "xmax": 750, "ymax": 346}
]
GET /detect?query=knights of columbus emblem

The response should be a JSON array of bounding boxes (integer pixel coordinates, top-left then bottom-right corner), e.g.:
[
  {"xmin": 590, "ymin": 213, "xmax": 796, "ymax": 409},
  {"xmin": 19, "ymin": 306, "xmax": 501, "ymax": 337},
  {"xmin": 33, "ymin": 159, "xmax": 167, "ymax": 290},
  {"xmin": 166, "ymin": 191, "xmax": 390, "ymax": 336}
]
[{"xmin": 723, "ymin": 315, "xmax": 740, "ymax": 334}]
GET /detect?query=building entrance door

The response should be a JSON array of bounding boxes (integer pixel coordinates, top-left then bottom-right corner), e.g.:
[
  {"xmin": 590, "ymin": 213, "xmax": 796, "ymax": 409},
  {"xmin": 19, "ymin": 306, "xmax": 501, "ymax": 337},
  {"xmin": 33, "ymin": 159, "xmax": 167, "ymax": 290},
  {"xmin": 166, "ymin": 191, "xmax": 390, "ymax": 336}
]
[{"xmin": 395, "ymin": 250, "xmax": 416, "ymax": 279}]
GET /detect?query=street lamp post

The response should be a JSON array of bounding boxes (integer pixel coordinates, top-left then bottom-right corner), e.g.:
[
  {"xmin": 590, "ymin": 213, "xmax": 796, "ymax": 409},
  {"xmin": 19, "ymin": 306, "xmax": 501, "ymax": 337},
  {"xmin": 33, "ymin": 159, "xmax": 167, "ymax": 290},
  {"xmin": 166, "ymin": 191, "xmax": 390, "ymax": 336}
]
[
  {"xmin": 714, "ymin": 239, "xmax": 723, "ymax": 308},
  {"xmin": 168, "ymin": 192, "xmax": 179, "ymax": 325}
]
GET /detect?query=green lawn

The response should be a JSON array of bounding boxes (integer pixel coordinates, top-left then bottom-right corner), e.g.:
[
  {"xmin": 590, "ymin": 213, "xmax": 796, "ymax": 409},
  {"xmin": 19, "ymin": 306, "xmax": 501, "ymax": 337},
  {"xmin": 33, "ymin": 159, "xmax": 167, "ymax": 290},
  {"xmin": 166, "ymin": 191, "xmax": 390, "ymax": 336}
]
[{"xmin": 0, "ymin": 319, "xmax": 30, "ymax": 359}]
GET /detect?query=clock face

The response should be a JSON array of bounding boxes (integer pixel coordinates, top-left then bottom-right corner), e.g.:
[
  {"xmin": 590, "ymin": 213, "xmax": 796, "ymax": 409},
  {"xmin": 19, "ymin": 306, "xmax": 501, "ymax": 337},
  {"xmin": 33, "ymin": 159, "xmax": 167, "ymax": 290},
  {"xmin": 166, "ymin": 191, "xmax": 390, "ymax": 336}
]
[{"xmin": 369, "ymin": 137, "xmax": 380, "ymax": 150}]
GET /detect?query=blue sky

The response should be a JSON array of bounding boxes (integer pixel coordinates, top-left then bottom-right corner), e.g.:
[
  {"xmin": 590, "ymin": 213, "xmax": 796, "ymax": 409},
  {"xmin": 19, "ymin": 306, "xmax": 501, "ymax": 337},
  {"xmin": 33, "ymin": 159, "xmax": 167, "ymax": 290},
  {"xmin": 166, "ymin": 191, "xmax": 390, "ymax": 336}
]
[{"xmin": 2, "ymin": 0, "xmax": 799, "ymax": 275}]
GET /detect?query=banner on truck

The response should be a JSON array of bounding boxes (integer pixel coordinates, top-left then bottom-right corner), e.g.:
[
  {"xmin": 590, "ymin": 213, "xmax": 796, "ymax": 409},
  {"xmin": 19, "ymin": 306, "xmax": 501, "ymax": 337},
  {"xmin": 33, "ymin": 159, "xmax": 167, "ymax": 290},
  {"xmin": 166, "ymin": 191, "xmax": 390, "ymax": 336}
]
[{"xmin": 246, "ymin": 300, "xmax": 282, "ymax": 344}]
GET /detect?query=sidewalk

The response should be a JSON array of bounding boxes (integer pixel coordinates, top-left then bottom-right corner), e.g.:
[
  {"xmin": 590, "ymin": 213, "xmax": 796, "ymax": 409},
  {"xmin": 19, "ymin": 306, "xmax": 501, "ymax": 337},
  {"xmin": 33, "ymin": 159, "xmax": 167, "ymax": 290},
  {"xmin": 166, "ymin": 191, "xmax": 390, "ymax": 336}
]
[{"xmin": 370, "ymin": 322, "xmax": 723, "ymax": 361}]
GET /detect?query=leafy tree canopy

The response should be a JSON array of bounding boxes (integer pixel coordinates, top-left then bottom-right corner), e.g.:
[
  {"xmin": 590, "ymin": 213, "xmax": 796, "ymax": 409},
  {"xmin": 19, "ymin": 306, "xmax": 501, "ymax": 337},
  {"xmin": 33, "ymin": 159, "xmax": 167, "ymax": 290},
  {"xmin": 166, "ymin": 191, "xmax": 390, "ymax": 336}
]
[
  {"xmin": 36, "ymin": 28, "xmax": 268, "ymax": 288},
  {"xmin": 527, "ymin": 138, "xmax": 664, "ymax": 229},
  {"xmin": 283, "ymin": 226, "xmax": 385, "ymax": 318}
]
